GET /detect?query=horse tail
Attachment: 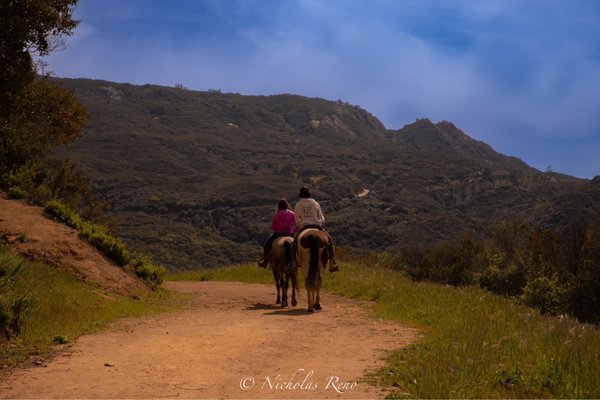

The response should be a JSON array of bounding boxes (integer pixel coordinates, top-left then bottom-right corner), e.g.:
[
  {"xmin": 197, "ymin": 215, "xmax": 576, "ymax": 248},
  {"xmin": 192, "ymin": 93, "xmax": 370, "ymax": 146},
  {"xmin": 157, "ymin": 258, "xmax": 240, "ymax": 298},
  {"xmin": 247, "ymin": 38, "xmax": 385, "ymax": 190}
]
[
  {"xmin": 308, "ymin": 234, "xmax": 320, "ymax": 286},
  {"xmin": 284, "ymin": 239, "xmax": 292, "ymax": 265},
  {"xmin": 284, "ymin": 240, "xmax": 299, "ymax": 292}
]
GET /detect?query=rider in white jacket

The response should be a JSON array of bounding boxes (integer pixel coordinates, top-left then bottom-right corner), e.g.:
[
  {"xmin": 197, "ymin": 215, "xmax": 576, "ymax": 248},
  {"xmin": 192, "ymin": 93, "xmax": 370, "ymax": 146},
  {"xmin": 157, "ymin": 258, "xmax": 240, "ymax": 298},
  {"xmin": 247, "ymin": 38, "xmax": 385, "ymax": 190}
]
[
  {"xmin": 294, "ymin": 197, "xmax": 324, "ymax": 227},
  {"xmin": 291, "ymin": 187, "xmax": 339, "ymax": 272}
]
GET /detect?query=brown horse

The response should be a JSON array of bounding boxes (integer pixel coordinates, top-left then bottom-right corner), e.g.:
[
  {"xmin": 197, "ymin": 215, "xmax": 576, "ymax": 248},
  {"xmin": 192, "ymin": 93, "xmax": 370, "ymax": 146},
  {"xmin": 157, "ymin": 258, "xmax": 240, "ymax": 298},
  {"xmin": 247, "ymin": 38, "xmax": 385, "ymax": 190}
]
[
  {"xmin": 295, "ymin": 228, "xmax": 329, "ymax": 312},
  {"xmin": 269, "ymin": 235, "xmax": 298, "ymax": 308}
]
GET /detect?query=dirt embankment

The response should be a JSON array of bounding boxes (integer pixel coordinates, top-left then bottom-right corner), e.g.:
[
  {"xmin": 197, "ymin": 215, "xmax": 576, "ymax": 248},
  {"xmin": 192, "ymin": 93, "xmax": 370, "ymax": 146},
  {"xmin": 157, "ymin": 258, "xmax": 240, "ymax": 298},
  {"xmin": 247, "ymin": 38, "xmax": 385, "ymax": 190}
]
[{"xmin": 0, "ymin": 196, "xmax": 142, "ymax": 295}]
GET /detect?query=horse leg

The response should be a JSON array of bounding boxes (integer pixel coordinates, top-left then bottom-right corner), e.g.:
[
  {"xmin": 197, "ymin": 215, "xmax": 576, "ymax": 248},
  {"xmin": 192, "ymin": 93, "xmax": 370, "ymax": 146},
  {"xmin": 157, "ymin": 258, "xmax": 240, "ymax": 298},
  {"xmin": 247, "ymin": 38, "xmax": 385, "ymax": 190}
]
[
  {"xmin": 281, "ymin": 276, "xmax": 288, "ymax": 308},
  {"xmin": 314, "ymin": 289, "xmax": 322, "ymax": 311},
  {"xmin": 306, "ymin": 287, "xmax": 314, "ymax": 312},
  {"xmin": 291, "ymin": 272, "xmax": 298, "ymax": 307},
  {"xmin": 273, "ymin": 270, "xmax": 281, "ymax": 304}
]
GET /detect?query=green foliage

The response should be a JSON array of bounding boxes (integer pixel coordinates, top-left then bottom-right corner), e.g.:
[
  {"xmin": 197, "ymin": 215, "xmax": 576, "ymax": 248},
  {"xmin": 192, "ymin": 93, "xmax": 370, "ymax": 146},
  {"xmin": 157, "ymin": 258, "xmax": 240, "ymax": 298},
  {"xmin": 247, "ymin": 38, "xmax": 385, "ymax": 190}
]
[
  {"xmin": 0, "ymin": 2, "xmax": 99, "ymax": 227},
  {"xmin": 0, "ymin": 0, "xmax": 79, "ymax": 112},
  {"xmin": 522, "ymin": 276, "xmax": 568, "ymax": 315},
  {"xmin": 126, "ymin": 255, "xmax": 167, "ymax": 286},
  {"xmin": 52, "ymin": 335, "xmax": 69, "ymax": 345},
  {"xmin": 398, "ymin": 235, "xmax": 480, "ymax": 286},
  {"xmin": 397, "ymin": 215, "xmax": 600, "ymax": 323},
  {"xmin": 1, "ymin": 78, "xmax": 89, "ymax": 193},
  {"xmin": 44, "ymin": 199, "xmax": 165, "ymax": 285},
  {"xmin": 0, "ymin": 258, "xmax": 31, "ymax": 339},
  {"xmin": 478, "ymin": 256, "xmax": 527, "ymax": 297},
  {"xmin": 0, "ymin": 246, "xmax": 175, "ymax": 367}
]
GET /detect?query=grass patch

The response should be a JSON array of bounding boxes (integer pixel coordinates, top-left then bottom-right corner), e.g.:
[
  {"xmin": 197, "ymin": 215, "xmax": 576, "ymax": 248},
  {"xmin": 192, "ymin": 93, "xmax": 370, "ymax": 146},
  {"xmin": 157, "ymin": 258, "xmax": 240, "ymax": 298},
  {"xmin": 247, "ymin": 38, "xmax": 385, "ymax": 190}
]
[
  {"xmin": 170, "ymin": 261, "xmax": 600, "ymax": 398},
  {"xmin": 0, "ymin": 246, "xmax": 178, "ymax": 367},
  {"xmin": 167, "ymin": 263, "xmax": 274, "ymax": 285}
]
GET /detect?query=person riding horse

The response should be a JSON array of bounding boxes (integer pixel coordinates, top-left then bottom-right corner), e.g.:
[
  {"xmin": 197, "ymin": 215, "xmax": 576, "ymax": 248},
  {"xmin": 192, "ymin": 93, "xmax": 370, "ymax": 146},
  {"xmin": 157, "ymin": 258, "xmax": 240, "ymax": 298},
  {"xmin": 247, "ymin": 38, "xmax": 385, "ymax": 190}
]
[
  {"xmin": 290, "ymin": 187, "xmax": 339, "ymax": 272},
  {"xmin": 258, "ymin": 199, "xmax": 297, "ymax": 268}
]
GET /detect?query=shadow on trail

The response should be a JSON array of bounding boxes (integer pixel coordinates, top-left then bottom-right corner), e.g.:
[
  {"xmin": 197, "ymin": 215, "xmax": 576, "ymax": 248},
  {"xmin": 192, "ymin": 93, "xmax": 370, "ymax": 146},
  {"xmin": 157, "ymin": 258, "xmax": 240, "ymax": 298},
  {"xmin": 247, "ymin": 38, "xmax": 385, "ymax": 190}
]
[
  {"xmin": 245, "ymin": 302, "xmax": 278, "ymax": 311},
  {"xmin": 245, "ymin": 302, "xmax": 311, "ymax": 316}
]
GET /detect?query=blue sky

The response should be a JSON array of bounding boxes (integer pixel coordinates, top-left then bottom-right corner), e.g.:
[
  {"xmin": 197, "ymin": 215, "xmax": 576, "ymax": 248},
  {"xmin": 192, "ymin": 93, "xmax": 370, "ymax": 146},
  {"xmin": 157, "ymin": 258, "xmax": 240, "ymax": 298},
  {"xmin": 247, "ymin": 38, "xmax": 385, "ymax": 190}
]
[{"xmin": 46, "ymin": 0, "xmax": 600, "ymax": 178}]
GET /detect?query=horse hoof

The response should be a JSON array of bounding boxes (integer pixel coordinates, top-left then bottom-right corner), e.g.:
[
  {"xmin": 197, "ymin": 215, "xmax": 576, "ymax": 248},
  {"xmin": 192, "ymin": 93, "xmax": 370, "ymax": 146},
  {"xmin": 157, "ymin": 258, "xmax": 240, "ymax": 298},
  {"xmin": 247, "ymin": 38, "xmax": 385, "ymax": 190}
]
[
  {"xmin": 314, "ymin": 303, "xmax": 322, "ymax": 311},
  {"xmin": 307, "ymin": 308, "xmax": 314, "ymax": 313},
  {"xmin": 281, "ymin": 302, "xmax": 288, "ymax": 308},
  {"xmin": 292, "ymin": 299, "xmax": 297, "ymax": 307}
]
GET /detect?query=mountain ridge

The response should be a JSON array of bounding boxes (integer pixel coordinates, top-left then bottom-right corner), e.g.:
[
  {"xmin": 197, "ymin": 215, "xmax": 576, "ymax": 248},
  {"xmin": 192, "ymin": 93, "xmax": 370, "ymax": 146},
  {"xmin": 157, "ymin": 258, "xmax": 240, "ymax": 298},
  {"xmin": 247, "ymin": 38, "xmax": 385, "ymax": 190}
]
[{"xmin": 53, "ymin": 77, "xmax": 599, "ymax": 270}]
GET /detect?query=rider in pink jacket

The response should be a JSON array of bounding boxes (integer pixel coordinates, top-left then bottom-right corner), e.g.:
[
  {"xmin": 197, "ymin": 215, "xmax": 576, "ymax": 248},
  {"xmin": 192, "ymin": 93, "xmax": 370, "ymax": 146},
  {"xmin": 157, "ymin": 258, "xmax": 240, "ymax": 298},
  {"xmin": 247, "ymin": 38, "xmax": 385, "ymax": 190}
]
[
  {"xmin": 258, "ymin": 199, "xmax": 297, "ymax": 268},
  {"xmin": 272, "ymin": 208, "xmax": 296, "ymax": 235}
]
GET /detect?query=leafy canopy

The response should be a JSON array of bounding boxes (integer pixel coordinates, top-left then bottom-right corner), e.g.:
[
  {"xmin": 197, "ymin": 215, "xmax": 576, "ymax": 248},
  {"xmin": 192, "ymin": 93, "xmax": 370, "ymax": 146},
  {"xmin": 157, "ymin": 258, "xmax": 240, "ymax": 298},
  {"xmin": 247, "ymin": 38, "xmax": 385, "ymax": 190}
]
[
  {"xmin": 0, "ymin": 0, "xmax": 90, "ymax": 209},
  {"xmin": 0, "ymin": 0, "xmax": 79, "ymax": 111}
]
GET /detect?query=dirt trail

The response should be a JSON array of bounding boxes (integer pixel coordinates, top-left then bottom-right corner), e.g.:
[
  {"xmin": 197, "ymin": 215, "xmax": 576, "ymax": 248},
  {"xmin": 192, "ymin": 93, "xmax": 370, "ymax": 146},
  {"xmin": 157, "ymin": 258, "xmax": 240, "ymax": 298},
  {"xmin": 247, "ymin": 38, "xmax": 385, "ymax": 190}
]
[{"xmin": 1, "ymin": 281, "xmax": 417, "ymax": 399}]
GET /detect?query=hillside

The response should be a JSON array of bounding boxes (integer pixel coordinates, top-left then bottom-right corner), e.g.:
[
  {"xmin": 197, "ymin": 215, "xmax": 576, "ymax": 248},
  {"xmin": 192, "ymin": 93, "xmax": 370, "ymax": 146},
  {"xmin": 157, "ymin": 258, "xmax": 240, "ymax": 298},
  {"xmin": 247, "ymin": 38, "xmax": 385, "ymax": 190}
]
[
  {"xmin": 55, "ymin": 78, "xmax": 600, "ymax": 270},
  {"xmin": 0, "ymin": 194, "xmax": 143, "ymax": 295}
]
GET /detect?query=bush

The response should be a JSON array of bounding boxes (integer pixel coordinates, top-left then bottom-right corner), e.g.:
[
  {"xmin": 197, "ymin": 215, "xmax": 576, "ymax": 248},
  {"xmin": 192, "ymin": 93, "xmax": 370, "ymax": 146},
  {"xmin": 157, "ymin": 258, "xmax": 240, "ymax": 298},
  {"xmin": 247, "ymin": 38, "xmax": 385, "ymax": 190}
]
[
  {"xmin": 522, "ymin": 276, "xmax": 568, "ymax": 315},
  {"xmin": 126, "ymin": 256, "xmax": 166, "ymax": 286},
  {"xmin": 399, "ymin": 236, "xmax": 479, "ymax": 286},
  {"xmin": 7, "ymin": 186, "xmax": 27, "ymax": 199},
  {"xmin": 0, "ymin": 302, "xmax": 9, "ymax": 339},
  {"xmin": 44, "ymin": 199, "xmax": 165, "ymax": 285},
  {"xmin": 478, "ymin": 254, "xmax": 527, "ymax": 297},
  {"xmin": 5, "ymin": 159, "xmax": 52, "ymax": 204},
  {"xmin": 568, "ymin": 276, "xmax": 600, "ymax": 324},
  {"xmin": 85, "ymin": 231, "xmax": 130, "ymax": 267},
  {"xmin": 0, "ymin": 258, "xmax": 31, "ymax": 339}
]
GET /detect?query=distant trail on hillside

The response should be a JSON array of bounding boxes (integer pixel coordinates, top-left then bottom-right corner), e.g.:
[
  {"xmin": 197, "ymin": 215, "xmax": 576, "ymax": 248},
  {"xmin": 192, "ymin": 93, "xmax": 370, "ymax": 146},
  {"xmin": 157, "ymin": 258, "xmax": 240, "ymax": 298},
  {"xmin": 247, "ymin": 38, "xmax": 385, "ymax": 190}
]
[{"xmin": 1, "ymin": 281, "xmax": 417, "ymax": 399}]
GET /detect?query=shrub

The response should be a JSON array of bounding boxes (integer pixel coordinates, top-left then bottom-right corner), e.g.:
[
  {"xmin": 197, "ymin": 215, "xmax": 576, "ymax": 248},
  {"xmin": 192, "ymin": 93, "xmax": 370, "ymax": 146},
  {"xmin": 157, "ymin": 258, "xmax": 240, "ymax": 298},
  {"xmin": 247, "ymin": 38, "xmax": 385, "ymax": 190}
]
[
  {"xmin": 7, "ymin": 186, "xmax": 27, "ymax": 199},
  {"xmin": 568, "ymin": 276, "xmax": 600, "ymax": 324},
  {"xmin": 44, "ymin": 199, "xmax": 165, "ymax": 285},
  {"xmin": 0, "ymin": 258, "xmax": 31, "ymax": 339},
  {"xmin": 126, "ymin": 256, "xmax": 166, "ymax": 286},
  {"xmin": 5, "ymin": 159, "xmax": 51, "ymax": 204},
  {"xmin": 85, "ymin": 231, "xmax": 130, "ymax": 267},
  {"xmin": 0, "ymin": 302, "xmax": 9, "ymax": 339},
  {"xmin": 399, "ymin": 236, "xmax": 479, "ymax": 286},
  {"xmin": 45, "ymin": 198, "xmax": 83, "ymax": 228},
  {"xmin": 522, "ymin": 276, "xmax": 568, "ymax": 315},
  {"xmin": 478, "ymin": 254, "xmax": 527, "ymax": 297}
]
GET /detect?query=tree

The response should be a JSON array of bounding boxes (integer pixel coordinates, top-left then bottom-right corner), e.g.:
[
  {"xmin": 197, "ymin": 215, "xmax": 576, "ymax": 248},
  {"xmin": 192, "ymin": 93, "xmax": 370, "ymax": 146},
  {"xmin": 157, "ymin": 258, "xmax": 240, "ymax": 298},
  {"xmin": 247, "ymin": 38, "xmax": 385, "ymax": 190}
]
[
  {"xmin": 1, "ymin": 0, "xmax": 88, "ymax": 201},
  {"xmin": 2, "ymin": 79, "xmax": 87, "ymax": 170},
  {"xmin": 0, "ymin": 0, "xmax": 79, "ymax": 114}
]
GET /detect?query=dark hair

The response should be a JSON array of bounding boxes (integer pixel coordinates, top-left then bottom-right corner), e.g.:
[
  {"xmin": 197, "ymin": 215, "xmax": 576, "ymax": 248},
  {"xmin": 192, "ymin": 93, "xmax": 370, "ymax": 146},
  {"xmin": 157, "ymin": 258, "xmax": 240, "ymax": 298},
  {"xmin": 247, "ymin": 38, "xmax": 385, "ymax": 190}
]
[
  {"xmin": 299, "ymin": 187, "xmax": 311, "ymax": 198},
  {"xmin": 278, "ymin": 199, "xmax": 291, "ymax": 210}
]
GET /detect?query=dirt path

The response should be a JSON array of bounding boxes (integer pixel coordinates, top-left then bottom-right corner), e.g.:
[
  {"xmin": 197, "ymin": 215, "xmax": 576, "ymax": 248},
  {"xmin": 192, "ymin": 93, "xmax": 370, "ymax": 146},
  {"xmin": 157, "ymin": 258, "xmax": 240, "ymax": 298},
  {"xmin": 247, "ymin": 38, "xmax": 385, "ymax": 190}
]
[{"xmin": 1, "ymin": 281, "xmax": 417, "ymax": 399}]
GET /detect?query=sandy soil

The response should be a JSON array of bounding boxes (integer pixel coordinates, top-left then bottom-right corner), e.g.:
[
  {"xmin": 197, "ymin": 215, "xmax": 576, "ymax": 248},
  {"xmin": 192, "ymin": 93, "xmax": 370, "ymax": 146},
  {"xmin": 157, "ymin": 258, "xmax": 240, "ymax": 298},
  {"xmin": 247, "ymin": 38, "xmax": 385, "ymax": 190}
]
[
  {"xmin": 1, "ymin": 281, "xmax": 417, "ymax": 399},
  {"xmin": 0, "ymin": 196, "xmax": 143, "ymax": 295}
]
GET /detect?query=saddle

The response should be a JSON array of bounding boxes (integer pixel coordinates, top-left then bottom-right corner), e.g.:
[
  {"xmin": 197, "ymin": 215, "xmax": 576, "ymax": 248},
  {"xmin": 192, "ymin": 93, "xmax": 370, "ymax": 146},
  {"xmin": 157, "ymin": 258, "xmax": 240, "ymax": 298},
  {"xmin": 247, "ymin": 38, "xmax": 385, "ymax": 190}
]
[{"xmin": 296, "ymin": 225, "xmax": 331, "ymax": 249}]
